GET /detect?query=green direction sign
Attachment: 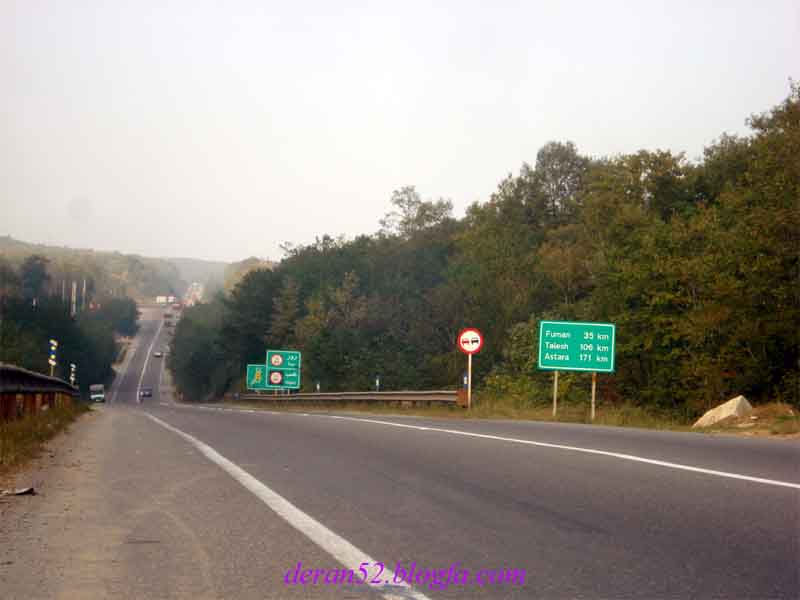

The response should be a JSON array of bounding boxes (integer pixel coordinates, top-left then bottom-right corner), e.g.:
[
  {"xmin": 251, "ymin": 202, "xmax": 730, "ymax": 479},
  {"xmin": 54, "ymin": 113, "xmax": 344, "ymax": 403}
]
[
  {"xmin": 266, "ymin": 367, "xmax": 300, "ymax": 389},
  {"xmin": 246, "ymin": 364, "xmax": 267, "ymax": 389},
  {"xmin": 267, "ymin": 350, "xmax": 301, "ymax": 370},
  {"xmin": 265, "ymin": 349, "xmax": 302, "ymax": 390},
  {"xmin": 538, "ymin": 321, "xmax": 616, "ymax": 373}
]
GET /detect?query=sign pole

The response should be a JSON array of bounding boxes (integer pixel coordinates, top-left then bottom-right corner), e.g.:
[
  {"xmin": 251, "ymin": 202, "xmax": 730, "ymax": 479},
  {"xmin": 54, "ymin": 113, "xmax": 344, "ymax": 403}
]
[
  {"xmin": 457, "ymin": 328, "xmax": 483, "ymax": 410},
  {"xmin": 467, "ymin": 353, "xmax": 472, "ymax": 410},
  {"xmin": 591, "ymin": 372, "xmax": 597, "ymax": 421},
  {"xmin": 552, "ymin": 371, "xmax": 558, "ymax": 417}
]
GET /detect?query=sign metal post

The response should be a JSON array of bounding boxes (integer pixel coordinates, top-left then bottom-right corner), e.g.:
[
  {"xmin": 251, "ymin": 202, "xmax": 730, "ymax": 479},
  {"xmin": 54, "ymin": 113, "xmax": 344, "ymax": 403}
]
[
  {"xmin": 458, "ymin": 328, "xmax": 483, "ymax": 410},
  {"xmin": 538, "ymin": 321, "xmax": 615, "ymax": 422},
  {"xmin": 553, "ymin": 371, "xmax": 558, "ymax": 417}
]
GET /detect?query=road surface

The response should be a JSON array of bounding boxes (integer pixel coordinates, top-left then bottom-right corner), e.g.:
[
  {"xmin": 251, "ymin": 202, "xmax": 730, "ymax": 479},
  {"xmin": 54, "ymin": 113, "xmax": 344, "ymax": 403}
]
[{"xmin": 1, "ymin": 307, "xmax": 798, "ymax": 598}]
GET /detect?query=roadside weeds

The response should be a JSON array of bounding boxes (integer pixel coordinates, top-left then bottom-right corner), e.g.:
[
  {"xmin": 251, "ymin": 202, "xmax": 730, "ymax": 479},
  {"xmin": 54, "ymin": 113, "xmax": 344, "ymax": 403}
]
[
  {"xmin": 180, "ymin": 397, "xmax": 799, "ymax": 439},
  {"xmin": 0, "ymin": 404, "xmax": 90, "ymax": 479}
]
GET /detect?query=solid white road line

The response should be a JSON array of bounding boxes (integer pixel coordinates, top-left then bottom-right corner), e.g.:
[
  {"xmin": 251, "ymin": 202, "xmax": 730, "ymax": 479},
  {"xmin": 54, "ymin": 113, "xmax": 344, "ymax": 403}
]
[
  {"xmin": 327, "ymin": 415, "xmax": 800, "ymax": 491},
  {"xmin": 169, "ymin": 404, "xmax": 800, "ymax": 491},
  {"xmin": 144, "ymin": 413, "xmax": 431, "ymax": 600},
  {"xmin": 109, "ymin": 340, "xmax": 136, "ymax": 404}
]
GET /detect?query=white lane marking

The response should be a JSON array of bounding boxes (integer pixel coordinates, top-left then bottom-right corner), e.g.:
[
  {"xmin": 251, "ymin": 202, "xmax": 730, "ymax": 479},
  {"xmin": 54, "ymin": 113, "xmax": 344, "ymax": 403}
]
[
  {"xmin": 135, "ymin": 320, "xmax": 164, "ymax": 404},
  {"xmin": 144, "ymin": 414, "xmax": 431, "ymax": 600},
  {"xmin": 175, "ymin": 404, "xmax": 800, "ymax": 491},
  {"xmin": 109, "ymin": 340, "xmax": 137, "ymax": 404},
  {"xmin": 327, "ymin": 416, "xmax": 800, "ymax": 490}
]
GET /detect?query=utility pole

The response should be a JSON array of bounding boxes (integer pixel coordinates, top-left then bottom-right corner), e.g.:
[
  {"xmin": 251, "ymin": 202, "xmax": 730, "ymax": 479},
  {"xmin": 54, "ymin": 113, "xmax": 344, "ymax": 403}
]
[
  {"xmin": 81, "ymin": 278, "xmax": 87, "ymax": 312},
  {"xmin": 70, "ymin": 281, "xmax": 77, "ymax": 317}
]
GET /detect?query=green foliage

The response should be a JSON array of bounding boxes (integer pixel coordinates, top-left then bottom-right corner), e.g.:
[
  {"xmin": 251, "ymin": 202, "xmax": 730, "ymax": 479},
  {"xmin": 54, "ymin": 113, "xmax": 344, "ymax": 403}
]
[
  {"xmin": 167, "ymin": 300, "xmax": 234, "ymax": 401},
  {"xmin": 167, "ymin": 87, "xmax": 799, "ymax": 413},
  {"xmin": 222, "ymin": 257, "xmax": 275, "ymax": 292},
  {"xmin": 0, "ymin": 258, "xmax": 140, "ymax": 394},
  {"xmin": 379, "ymin": 186, "xmax": 454, "ymax": 238},
  {"xmin": 0, "ymin": 296, "xmax": 117, "ymax": 394},
  {"xmin": 93, "ymin": 297, "xmax": 140, "ymax": 336},
  {"xmin": 20, "ymin": 254, "xmax": 50, "ymax": 299}
]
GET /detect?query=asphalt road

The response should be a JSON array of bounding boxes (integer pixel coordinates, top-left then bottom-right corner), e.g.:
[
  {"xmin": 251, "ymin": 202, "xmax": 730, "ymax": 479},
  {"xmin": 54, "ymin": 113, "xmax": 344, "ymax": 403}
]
[{"xmin": 3, "ymin": 308, "xmax": 798, "ymax": 599}]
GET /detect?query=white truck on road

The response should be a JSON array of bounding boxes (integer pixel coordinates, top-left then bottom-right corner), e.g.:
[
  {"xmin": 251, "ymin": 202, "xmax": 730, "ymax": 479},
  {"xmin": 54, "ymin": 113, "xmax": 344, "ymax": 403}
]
[{"xmin": 89, "ymin": 384, "xmax": 105, "ymax": 402}]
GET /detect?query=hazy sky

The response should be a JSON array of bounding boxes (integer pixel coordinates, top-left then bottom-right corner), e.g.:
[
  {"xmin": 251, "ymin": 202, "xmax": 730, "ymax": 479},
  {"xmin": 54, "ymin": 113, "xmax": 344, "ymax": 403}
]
[{"xmin": 2, "ymin": 1, "xmax": 797, "ymax": 263}]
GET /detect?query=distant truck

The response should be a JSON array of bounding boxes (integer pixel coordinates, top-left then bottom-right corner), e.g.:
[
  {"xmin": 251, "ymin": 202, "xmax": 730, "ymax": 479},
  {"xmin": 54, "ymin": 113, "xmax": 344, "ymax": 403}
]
[{"xmin": 89, "ymin": 384, "xmax": 105, "ymax": 403}]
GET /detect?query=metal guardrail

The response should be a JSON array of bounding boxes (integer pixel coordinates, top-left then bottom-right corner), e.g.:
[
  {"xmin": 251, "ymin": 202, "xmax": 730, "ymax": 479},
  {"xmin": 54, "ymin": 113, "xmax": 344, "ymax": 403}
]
[
  {"xmin": 236, "ymin": 390, "xmax": 463, "ymax": 407},
  {"xmin": 0, "ymin": 363, "xmax": 79, "ymax": 395},
  {"xmin": 1, "ymin": 363, "xmax": 79, "ymax": 421}
]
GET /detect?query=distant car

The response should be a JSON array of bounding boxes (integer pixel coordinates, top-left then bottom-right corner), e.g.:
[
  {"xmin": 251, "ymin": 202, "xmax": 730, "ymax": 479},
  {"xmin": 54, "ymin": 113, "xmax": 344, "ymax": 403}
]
[
  {"xmin": 154, "ymin": 351, "xmax": 163, "ymax": 358},
  {"xmin": 139, "ymin": 387, "xmax": 153, "ymax": 398}
]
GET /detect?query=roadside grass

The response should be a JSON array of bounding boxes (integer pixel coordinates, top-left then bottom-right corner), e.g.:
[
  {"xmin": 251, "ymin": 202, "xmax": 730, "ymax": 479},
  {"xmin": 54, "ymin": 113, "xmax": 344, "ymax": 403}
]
[
  {"xmin": 0, "ymin": 403, "xmax": 90, "ymax": 476},
  {"xmin": 770, "ymin": 415, "xmax": 800, "ymax": 435},
  {"xmin": 755, "ymin": 402, "xmax": 800, "ymax": 435},
  {"xmin": 216, "ymin": 395, "xmax": 692, "ymax": 431}
]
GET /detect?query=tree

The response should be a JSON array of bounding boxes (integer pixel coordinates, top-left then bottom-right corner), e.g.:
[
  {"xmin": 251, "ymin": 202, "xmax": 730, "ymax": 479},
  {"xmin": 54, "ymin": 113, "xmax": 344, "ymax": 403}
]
[
  {"xmin": 534, "ymin": 141, "xmax": 590, "ymax": 221},
  {"xmin": 20, "ymin": 254, "xmax": 50, "ymax": 301},
  {"xmin": 221, "ymin": 268, "xmax": 283, "ymax": 366},
  {"xmin": 269, "ymin": 278, "xmax": 300, "ymax": 346},
  {"xmin": 94, "ymin": 297, "xmax": 140, "ymax": 336},
  {"xmin": 0, "ymin": 257, "xmax": 21, "ymax": 298},
  {"xmin": 379, "ymin": 186, "xmax": 453, "ymax": 238}
]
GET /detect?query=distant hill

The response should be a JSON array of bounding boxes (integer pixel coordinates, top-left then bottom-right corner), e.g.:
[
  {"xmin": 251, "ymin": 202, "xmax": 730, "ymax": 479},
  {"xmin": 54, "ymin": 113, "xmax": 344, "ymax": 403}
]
[
  {"xmin": 168, "ymin": 256, "xmax": 228, "ymax": 288},
  {"xmin": 0, "ymin": 235, "xmax": 229, "ymax": 301},
  {"xmin": 223, "ymin": 256, "xmax": 276, "ymax": 292}
]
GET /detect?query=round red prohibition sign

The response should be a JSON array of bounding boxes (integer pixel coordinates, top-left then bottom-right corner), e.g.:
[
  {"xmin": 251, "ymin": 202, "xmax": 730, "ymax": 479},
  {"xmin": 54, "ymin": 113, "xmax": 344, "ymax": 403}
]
[
  {"xmin": 269, "ymin": 371, "xmax": 284, "ymax": 385},
  {"xmin": 458, "ymin": 328, "xmax": 484, "ymax": 355},
  {"xmin": 270, "ymin": 354, "xmax": 284, "ymax": 367}
]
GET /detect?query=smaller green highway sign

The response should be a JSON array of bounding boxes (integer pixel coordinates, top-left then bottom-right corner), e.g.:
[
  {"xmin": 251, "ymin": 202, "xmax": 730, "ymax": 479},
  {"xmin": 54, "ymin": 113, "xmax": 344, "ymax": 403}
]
[
  {"xmin": 246, "ymin": 364, "xmax": 267, "ymax": 390},
  {"xmin": 267, "ymin": 367, "xmax": 300, "ymax": 389},
  {"xmin": 538, "ymin": 321, "xmax": 615, "ymax": 373},
  {"xmin": 267, "ymin": 350, "xmax": 301, "ymax": 369},
  {"xmin": 265, "ymin": 349, "xmax": 302, "ymax": 390}
]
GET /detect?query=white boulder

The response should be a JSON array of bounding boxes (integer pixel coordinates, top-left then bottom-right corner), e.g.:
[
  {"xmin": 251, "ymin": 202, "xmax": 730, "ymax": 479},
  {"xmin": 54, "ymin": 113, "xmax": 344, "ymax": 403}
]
[{"xmin": 693, "ymin": 395, "xmax": 753, "ymax": 428}]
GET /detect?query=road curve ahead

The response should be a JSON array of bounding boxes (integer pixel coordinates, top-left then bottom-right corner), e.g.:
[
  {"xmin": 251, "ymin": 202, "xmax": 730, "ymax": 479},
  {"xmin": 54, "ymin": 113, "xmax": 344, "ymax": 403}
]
[
  {"xmin": 2, "ymin": 311, "xmax": 798, "ymax": 599},
  {"xmin": 143, "ymin": 402, "xmax": 799, "ymax": 599}
]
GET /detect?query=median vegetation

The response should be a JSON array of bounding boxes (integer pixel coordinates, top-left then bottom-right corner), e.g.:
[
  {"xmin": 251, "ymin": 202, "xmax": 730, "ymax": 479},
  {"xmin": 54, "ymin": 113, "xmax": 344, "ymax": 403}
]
[{"xmin": 169, "ymin": 85, "xmax": 799, "ymax": 420}]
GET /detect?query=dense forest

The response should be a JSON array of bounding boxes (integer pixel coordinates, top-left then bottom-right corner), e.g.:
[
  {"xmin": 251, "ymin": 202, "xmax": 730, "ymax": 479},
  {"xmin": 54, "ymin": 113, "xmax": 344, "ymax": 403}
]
[
  {"xmin": 177, "ymin": 87, "xmax": 797, "ymax": 412},
  {"xmin": 0, "ymin": 255, "xmax": 140, "ymax": 394}
]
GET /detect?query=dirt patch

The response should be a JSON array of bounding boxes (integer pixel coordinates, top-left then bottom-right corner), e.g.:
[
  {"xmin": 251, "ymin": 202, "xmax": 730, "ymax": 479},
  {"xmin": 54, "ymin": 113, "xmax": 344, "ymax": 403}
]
[{"xmin": 700, "ymin": 402, "xmax": 800, "ymax": 438}]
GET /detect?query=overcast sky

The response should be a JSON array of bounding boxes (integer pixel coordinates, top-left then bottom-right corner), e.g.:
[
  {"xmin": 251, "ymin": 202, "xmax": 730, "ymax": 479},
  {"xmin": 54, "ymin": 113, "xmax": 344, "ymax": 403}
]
[{"xmin": 2, "ymin": 1, "xmax": 797, "ymax": 263}]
